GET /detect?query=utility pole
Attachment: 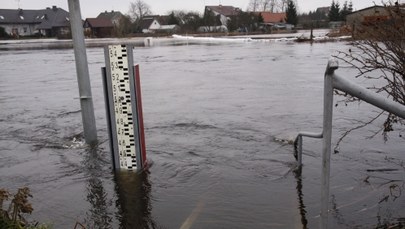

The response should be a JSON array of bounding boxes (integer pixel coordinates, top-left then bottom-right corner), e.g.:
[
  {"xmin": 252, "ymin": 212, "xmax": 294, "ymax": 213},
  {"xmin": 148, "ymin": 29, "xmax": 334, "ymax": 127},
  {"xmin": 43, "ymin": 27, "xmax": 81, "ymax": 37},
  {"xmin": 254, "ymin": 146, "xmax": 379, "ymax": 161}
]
[{"xmin": 68, "ymin": 0, "xmax": 97, "ymax": 145}]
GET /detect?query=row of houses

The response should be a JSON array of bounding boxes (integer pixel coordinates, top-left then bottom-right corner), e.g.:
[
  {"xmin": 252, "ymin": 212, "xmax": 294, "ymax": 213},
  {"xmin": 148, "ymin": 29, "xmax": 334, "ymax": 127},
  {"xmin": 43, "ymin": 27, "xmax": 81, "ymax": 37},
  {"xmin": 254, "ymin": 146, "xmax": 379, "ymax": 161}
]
[
  {"xmin": 0, "ymin": 6, "xmax": 126, "ymax": 38},
  {"xmin": 0, "ymin": 6, "xmax": 180, "ymax": 38},
  {"xmin": 203, "ymin": 5, "xmax": 288, "ymax": 32},
  {"xmin": 203, "ymin": 4, "xmax": 405, "ymax": 32},
  {"xmin": 1, "ymin": 4, "xmax": 401, "ymax": 38},
  {"xmin": 139, "ymin": 6, "xmax": 289, "ymax": 33},
  {"xmin": 0, "ymin": 6, "xmax": 70, "ymax": 38}
]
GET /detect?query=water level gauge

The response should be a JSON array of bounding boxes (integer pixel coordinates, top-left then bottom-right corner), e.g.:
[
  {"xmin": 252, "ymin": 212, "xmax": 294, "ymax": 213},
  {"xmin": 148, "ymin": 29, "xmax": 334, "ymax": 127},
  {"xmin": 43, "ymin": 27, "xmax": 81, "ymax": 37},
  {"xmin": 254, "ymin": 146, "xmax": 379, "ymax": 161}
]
[{"xmin": 102, "ymin": 44, "xmax": 146, "ymax": 171}]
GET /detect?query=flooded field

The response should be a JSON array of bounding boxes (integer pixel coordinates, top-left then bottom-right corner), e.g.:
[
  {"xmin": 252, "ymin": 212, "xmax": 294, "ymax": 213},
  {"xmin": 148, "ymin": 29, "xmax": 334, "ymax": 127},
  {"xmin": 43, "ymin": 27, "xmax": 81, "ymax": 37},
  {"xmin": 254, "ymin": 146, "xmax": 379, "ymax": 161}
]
[{"xmin": 0, "ymin": 40, "xmax": 404, "ymax": 228}]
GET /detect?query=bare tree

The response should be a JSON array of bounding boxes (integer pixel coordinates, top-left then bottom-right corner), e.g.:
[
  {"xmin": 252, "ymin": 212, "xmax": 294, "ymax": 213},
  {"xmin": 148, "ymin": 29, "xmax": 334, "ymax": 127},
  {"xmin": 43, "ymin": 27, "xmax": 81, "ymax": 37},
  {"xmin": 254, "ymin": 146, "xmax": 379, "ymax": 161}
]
[
  {"xmin": 128, "ymin": 0, "xmax": 152, "ymax": 22},
  {"xmin": 279, "ymin": 0, "xmax": 288, "ymax": 12},
  {"xmin": 279, "ymin": 0, "xmax": 298, "ymax": 12},
  {"xmin": 262, "ymin": 0, "xmax": 288, "ymax": 12},
  {"xmin": 247, "ymin": 0, "xmax": 260, "ymax": 12},
  {"xmin": 259, "ymin": 0, "xmax": 275, "ymax": 12},
  {"xmin": 269, "ymin": 0, "xmax": 278, "ymax": 12},
  {"xmin": 114, "ymin": 15, "xmax": 133, "ymax": 37},
  {"xmin": 248, "ymin": 0, "xmax": 297, "ymax": 12},
  {"xmin": 333, "ymin": 2, "xmax": 405, "ymax": 146},
  {"xmin": 248, "ymin": 0, "xmax": 277, "ymax": 12}
]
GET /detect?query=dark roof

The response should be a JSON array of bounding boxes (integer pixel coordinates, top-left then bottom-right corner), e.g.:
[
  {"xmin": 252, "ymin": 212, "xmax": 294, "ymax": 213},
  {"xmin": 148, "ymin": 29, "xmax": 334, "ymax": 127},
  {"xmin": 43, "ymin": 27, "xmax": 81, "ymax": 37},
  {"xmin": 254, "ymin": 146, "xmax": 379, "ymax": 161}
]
[
  {"xmin": 84, "ymin": 18, "xmax": 114, "ymax": 28},
  {"xmin": 0, "ymin": 9, "xmax": 38, "ymax": 24},
  {"xmin": 206, "ymin": 5, "xmax": 241, "ymax": 17},
  {"xmin": 0, "ymin": 6, "xmax": 70, "ymax": 28},
  {"xmin": 347, "ymin": 5, "xmax": 385, "ymax": 15},
  {"xmin": 37, "ymin": 7, "xmax": 70, "ymax": 28},
  {"xmin": 158, "ymin": 15, "xmax": 170, "ymax": 25},
  {"xmin": 316, "ymin": 7, "xmax": 330, "ymax": 14},
  {"xmin": 141, "ymin": 15, "xmax": 170, "ymax": 25},
  {"xmin": 97, "ymin": 11, "xmax": 124, "ymax": 20},
  {"xmin": 140, "ymin": 18, "xmax": 156, "ymax": 30}
]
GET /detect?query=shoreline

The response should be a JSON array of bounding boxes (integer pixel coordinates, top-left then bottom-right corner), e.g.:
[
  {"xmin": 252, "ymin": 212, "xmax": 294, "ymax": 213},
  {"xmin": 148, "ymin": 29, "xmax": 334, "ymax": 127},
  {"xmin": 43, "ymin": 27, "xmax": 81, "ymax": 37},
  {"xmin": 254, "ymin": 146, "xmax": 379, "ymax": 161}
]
[{"xmin": 0, "ymin": 29, "xmax": 351, "ymax": 51}]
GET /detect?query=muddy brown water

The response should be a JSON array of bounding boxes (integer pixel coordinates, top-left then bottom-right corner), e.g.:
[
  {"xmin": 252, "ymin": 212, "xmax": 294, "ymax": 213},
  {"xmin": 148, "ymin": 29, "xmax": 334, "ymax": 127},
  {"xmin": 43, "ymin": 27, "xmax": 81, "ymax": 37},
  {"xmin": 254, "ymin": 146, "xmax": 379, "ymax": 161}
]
[{"xmin": 0, "ymin": 41, "xmax": 404, "ymax": 228}]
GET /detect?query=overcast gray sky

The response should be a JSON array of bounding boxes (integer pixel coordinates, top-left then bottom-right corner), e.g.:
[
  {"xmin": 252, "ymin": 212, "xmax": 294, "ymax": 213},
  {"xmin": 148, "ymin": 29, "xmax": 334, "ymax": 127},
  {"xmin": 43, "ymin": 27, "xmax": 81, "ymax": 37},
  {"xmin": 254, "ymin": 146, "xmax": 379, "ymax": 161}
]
[{"xmin": 2, "ymin": 0, "xmax": 382, "ymax": 17}]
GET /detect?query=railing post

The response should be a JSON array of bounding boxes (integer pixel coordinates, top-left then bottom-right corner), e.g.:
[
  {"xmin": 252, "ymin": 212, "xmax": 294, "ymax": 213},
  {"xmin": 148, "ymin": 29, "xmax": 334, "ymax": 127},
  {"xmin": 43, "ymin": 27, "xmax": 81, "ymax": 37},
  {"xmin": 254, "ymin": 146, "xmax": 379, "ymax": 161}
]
[
  {"xmin": 320, "ymin": 59, "xmax": 338, "ymax": 228},
  {"xmin": 333, "ymin": 74, "xmax": 405, "ymax": 119},
  {"xmin": 295, "ymin": 58, "xmax": 404, "ymax": 228},
  {"xmin": 294, "ymin": 131, "xmax": 323, "ymax": 169},
  {"xmin": 297, "ymin": 135, "xmax": 303, "ymax": 167}
]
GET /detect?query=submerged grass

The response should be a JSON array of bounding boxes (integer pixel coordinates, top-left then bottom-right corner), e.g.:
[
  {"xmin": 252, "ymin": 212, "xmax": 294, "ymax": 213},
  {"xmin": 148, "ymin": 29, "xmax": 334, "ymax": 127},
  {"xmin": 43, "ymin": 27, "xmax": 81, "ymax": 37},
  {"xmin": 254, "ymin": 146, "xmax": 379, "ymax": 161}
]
[{"xmin": 0, "ymin": 187, "xmax": 52, "ymax": 229}]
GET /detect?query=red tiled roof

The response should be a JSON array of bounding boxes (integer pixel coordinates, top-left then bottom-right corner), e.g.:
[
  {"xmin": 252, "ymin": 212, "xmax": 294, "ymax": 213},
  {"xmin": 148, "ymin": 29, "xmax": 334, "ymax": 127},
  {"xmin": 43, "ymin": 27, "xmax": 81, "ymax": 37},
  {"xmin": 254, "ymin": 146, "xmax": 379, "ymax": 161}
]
[{"xmin": 258, "ymin": 12, "xmax": 286, "ymax": 23}]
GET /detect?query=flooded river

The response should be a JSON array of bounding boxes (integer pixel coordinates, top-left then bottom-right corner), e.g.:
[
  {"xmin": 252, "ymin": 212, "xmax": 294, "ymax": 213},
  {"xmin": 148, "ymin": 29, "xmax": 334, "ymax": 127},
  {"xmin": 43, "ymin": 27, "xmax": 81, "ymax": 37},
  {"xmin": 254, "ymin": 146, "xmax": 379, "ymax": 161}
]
[{"xmin": 0, "ymin": 40, "xmax": 404, "ymax": 228}]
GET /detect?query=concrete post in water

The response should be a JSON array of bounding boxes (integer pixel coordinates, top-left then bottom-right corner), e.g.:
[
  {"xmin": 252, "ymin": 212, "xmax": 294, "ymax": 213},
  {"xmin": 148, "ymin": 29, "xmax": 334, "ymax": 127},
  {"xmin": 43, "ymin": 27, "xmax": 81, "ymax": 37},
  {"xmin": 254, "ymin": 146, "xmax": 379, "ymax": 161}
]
[
  {"xmin": 144, "ymin": 37, "xmax": 153, "ymax": 47},
  {"xmin": 310, "ymin": 22, "xmax": 314, "ymax": 42},
  {"xmin": 67, "ymin": 0, "xmax": 97, "ymax": 145}
]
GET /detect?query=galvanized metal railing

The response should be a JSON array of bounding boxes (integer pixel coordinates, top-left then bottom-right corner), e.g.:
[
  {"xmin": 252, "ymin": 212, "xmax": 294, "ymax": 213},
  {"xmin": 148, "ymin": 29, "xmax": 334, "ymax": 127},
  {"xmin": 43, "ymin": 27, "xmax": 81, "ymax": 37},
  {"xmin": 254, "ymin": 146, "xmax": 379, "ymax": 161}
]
[{"xmin": 295, "ymin": 59, "xmax": 405, "ymax": 229}]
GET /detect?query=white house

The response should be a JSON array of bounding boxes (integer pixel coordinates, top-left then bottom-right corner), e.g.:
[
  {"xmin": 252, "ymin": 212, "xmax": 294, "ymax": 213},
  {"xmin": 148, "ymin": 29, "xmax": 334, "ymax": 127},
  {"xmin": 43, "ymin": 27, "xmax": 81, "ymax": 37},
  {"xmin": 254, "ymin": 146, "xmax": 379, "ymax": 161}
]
[
  {"xmin": 204, "ymin": 5, "xmax": 241, "ymax": 26},
  {"xmin": 140, "ymin": 16, "xmax": 179, "ymax": 34},
  {"xmin": 140, "ymin": 17, "xmax": 161, "ymax": 33}
]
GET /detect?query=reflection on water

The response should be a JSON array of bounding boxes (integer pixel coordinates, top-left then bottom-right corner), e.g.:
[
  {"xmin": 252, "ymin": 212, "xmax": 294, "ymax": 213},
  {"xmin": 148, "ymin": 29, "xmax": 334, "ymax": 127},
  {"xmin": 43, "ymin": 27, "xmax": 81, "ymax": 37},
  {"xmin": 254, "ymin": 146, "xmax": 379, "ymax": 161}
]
[
  {"xmin": 83, "ymin": 146, "xmax": 114, "ymax": 228},
  {"xmin": 0, "ymin": 43, "xmax": 404, "ymax": 228},
  {"xmin": 114, "ymin": 170, "xmax": 158, "ymax": 229},
  {"xmin": 83, "ymin": 145, "xmax": 158, "ymax": 229},
  {"xmin": 86, "ymin": 176, "xmax": 113, "ymax": 228},
  {"xmin": 294, "ymin": 169, "xmax": 308, "ymax": 229}
]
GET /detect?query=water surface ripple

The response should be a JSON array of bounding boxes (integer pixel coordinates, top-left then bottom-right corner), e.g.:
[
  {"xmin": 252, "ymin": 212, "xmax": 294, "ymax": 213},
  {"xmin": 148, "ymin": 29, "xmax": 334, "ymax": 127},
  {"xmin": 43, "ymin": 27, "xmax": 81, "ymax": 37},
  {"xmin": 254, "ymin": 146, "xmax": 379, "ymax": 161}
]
[{"xmin": 0, "ymin": 42, "xmax": 404, "ymax": 229}]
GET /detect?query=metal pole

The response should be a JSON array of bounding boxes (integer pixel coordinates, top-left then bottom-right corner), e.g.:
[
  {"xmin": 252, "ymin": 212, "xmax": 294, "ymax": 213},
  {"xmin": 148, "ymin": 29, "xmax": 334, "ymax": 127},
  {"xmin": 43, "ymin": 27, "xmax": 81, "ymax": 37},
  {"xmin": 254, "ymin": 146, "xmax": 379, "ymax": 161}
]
[
  {"xmin": 333, "ymin": 74, "xmax": 405, "ymax": 119},
  {"xmin": 68, "ymin": 0, "xmax": 97, "ymax": 145},
  {"xmin": 297, "ymin": 135, "xmax": 303, "ymax": 167},
  {"xmin": 320, "ymin": 60, "xmax": 338, "ymax": 228},
  {"xmin": 295, "ymin": 58, "xmax": 405, "ymax": 228},
  {"xmin": 295, "ymin": 131, "xmax": 322, "ymax": 167}
]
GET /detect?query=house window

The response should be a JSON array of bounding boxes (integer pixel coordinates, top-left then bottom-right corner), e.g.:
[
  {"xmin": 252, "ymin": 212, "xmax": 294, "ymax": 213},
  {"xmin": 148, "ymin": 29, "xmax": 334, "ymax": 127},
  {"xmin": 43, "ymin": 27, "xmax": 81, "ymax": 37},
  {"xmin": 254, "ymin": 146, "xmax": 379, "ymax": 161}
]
[
  {"xmin": 20, "ymin": 15, "xmax": 24, "ymax": 20},
  {"xmin": 0, "ymin": 15, "xmax": 4, "ymax": 20},
  {"xmin": 23, "ymin": 27, "xmax": 27, "ymax": 33}
]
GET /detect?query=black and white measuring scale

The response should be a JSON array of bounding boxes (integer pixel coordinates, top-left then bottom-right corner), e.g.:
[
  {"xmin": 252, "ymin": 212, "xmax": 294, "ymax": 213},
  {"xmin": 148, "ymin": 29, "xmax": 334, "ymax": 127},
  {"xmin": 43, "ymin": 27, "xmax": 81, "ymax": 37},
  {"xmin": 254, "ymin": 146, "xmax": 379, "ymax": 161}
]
[{"xmin": 102, "ymin": 44, "xmax": 147, "ymax": 171}]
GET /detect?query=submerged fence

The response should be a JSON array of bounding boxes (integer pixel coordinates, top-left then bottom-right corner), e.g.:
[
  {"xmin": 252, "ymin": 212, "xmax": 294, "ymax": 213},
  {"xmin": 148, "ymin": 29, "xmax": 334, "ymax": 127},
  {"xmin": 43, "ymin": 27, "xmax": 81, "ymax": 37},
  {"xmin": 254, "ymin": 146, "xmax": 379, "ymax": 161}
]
[{"xmin": 294, "ymin": 59, "xmax": 405, "ymax": 229}]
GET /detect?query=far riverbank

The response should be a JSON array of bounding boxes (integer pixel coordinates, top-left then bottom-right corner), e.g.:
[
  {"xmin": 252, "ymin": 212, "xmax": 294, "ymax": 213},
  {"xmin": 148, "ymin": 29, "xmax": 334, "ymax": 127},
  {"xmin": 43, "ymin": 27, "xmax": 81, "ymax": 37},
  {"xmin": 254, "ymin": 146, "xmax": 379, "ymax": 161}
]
[{"xmin": 0, "ymin": 29, "xmax": 351, "ymax": 51}]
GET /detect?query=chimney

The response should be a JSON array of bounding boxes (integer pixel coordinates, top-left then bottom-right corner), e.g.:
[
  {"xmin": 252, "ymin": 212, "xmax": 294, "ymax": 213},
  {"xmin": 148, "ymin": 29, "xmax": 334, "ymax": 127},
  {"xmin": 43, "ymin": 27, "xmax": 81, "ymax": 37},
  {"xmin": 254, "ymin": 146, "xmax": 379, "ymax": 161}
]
[{"xmin": 52, "ymin": 6, "xmax": 57, "ymax": 11}]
